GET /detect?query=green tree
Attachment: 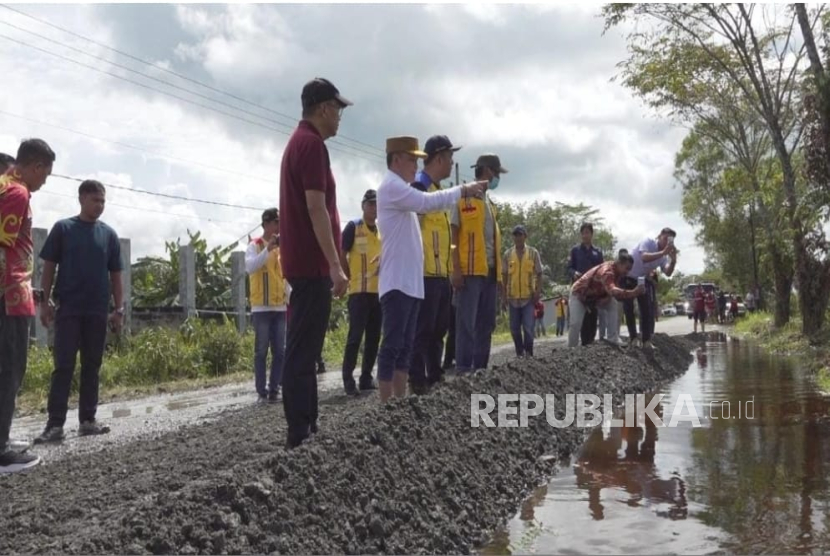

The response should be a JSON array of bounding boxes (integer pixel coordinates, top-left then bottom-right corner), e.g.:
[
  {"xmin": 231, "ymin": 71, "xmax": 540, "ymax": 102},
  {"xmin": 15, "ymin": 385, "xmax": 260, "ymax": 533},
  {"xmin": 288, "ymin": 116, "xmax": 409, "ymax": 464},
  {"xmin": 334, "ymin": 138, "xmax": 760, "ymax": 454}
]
[
  {"xmin": 132, "ymin": 230, "xmax": 236, "ymax": 309},
  {"xmin": 604, "ymin": 3, "xmax": 830, "ymax": 335}
]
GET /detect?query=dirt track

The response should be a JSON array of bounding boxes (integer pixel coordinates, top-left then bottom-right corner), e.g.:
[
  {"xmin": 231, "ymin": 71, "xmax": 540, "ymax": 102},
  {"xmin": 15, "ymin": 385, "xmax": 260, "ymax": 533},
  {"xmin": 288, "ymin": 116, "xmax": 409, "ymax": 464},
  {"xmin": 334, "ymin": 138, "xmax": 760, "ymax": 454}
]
[{"xmin": 0, "ymin": 334, "xmax": 694, "ymax": 555}]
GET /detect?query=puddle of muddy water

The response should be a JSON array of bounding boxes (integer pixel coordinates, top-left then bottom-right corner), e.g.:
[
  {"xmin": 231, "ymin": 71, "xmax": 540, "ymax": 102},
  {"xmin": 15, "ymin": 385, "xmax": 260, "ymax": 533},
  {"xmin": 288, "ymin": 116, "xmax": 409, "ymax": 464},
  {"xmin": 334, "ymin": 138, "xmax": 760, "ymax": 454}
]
[{"xmin": 484, "ymin": 336, "xmax": 830, "ymax": 555}]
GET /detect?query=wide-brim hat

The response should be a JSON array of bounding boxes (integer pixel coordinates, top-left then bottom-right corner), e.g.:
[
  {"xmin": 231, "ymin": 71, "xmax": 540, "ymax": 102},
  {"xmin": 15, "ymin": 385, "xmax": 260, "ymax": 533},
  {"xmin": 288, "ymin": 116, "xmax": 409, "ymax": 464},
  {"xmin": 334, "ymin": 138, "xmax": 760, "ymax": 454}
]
[
  {"xmin": 471, "ymin": 153, "xmax": 508, "ymax": 173},
  {"xmin": 386, "ymin": 136, "xmax": 427, "ymax": 158}
]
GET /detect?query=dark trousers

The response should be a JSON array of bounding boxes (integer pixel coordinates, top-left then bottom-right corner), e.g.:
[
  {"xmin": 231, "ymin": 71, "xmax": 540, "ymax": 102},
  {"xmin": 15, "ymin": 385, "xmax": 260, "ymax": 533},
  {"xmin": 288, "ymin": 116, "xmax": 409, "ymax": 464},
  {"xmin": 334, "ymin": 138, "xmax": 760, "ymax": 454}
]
[
  {"xmin": 455, "ymin": 274, "xmax": 498, "ymax": 372},
  {"xmin": 283, "ymin": 278, "xmax": 331, "ymax": 445},
  {"xmin": 443, "ymin": 303, "xmax": 456, "ymax": 368},
  {"xmin": 580, "ymin": 308, "xmax": 598, "ymax": 346},
  {"xmin": 252, "ymin": 311, "xmax": 286, "ymax": 397},
  {"xmin": 377, "ymin": 290, "xmax": 421, "ymax": 382},
  {"xmin": 411, "ymin": 277, "xmax": 451, "ymax": 386},
  {"xmin": 341, "ymin": 292, "xmax": 382, "ymax": 386},
  {"xmin": 509, "ymin": 301, "xmax": 536, "ymax": 357},
  {"xmin": 0, "ymin": 302, "xmax": 31, "ymax": 451},
  {"xmin": 47, "ymin": 312, "xmax": 108, "ymax": 428},
  {"xmin": 623, "ymin": 279, "xmax": 656, "ymax": 342}
]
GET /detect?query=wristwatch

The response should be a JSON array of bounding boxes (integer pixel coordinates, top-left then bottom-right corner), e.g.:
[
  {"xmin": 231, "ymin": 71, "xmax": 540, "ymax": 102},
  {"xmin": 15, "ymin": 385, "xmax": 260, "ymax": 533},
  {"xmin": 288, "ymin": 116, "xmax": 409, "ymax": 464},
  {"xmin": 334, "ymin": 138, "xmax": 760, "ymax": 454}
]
[{"xmin": 115, "ymin": 307, "xmax": 125, "ymax": 315}]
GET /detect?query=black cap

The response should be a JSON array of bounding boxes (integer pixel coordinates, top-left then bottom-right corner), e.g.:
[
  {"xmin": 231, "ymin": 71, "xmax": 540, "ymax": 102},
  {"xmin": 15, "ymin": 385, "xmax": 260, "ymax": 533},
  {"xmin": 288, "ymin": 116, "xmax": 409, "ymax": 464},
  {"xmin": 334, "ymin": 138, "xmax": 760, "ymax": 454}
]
[
  {"xmin": 301, "ymin": 77, "xmax": 353, "ymax": 110},
  {"xmin": 424, "ymin": 135, "xmax": 462, "ymax": 157},
  {"xmin": 660, "ymin": 227, "xmax": 677, "ymax": 237},
  {"xmin": 512, "ymin": 225, "xmax": 527, "ymax": 236},
  {"xmin": 471, "ymin": 153, "xmax": 508, "ymax": 173},
  {"xmin": 362, "ymin": 189, "xmax": 377, "ymax": 203},
  {"xmin": 262, "ymin": 208, "xmax": 279, "ymax": 223}
]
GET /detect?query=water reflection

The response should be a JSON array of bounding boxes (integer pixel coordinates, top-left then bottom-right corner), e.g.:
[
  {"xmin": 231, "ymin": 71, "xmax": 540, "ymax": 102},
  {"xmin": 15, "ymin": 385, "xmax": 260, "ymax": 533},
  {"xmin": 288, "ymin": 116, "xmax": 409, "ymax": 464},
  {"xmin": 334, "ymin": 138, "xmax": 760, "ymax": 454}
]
[{"xmin": 484, "ymin": 337, "xmax": 830, "ymax": 554}]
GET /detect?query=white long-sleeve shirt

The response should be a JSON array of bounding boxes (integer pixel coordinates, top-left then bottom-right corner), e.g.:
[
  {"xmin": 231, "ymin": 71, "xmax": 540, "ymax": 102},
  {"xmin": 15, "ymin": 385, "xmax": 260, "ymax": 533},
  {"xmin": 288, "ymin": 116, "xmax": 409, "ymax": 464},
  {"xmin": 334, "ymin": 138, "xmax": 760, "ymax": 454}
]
[
  {"xmin": 377, "ymin": 170, "xmax": 463, "ymax": 299},
  {"xmin": 245, "ymin": 241, "xmax": 290, "ymax": 312}
]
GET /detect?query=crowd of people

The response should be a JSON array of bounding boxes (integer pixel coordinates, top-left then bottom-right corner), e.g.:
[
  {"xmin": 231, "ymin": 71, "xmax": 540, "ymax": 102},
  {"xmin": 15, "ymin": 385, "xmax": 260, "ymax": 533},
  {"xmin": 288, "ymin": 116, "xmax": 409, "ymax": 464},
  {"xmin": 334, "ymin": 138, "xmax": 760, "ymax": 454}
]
[{"xmin": 0, "ymin": 76, "xmax": 686, "ymax": 470}]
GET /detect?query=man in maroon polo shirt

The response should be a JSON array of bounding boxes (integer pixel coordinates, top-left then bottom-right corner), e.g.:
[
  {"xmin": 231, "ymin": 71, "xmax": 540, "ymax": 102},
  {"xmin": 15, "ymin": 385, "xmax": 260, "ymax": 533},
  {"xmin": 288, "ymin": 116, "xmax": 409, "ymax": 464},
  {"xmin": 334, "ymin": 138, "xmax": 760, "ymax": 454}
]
[{"xmin": 279, "ymin": 77, "xmax": 351, "ymax": 449}]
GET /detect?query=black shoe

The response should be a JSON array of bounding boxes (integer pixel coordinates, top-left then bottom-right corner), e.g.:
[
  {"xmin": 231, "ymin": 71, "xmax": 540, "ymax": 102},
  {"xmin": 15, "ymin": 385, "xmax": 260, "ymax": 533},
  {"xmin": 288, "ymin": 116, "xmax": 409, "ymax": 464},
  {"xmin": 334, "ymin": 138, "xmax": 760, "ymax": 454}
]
[
  {"xmin": 316, "ymin": 361, "xmax": 326, "ymax": 374},
  {"xmin": 410, "ymin": 382, "xmax": 429, "ymax": 396},
  {"xmin": 33, "ymin": 426, "xmax": 65, "ymax": 445},
  {"xmin": 0, "ymin": 450, "xmax": 40, "ymax": 474},
  {"xmin": 267, "ymin": 388, "xmax": 280, "ymax": 403},
  {"xmin": 344, "ymin": 380, "xmax": 359, "ymax": 396},
  {"xmin": 78, "ymin": 421, "xmax": 111, "ymax": 437},
  {"xmin": 359, "ymin": 379, "xmax": 378, "ymax": 391},
  {"xmin": 310, "ymin": 421, "xmax": 318, "ymax": 434}
]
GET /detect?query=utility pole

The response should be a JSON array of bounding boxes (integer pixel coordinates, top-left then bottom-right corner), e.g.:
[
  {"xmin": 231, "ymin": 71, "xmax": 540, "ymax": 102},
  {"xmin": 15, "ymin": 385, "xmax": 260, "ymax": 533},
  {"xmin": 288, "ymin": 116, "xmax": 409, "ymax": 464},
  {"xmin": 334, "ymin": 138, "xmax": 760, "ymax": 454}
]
[
  {"xmin": 455, "ymin": 162, "xmax": 460, "ymax": 186},
  {"xmin": 749, "ymin": 200, "xmax": 762, "ymax": 310}
]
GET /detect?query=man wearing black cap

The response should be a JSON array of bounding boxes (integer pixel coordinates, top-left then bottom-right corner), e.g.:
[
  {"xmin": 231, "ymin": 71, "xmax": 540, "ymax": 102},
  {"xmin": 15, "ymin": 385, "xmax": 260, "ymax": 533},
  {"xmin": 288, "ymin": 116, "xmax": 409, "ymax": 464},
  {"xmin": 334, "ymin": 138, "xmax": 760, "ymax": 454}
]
[
  {"xmin": 245, "ymin": 208, "xmax": 288, "ymax": 403},
  {"xmin": 502, "ymin": 225, "xmax": 543, "ymax": 358},
  {"xmin": 408, "ymin": 135, "xmax": 460, "ymax": 394},
  {"xmin": 338, "ymin": 189, "xmax": 381, "ymax": 395},
  {"xmin": 279, "ymin": 77, "xmax": 352, "ymax": 448},
  {"xmin": 451, "ymin": 154, "xmax": 506, "ymax": 373}
]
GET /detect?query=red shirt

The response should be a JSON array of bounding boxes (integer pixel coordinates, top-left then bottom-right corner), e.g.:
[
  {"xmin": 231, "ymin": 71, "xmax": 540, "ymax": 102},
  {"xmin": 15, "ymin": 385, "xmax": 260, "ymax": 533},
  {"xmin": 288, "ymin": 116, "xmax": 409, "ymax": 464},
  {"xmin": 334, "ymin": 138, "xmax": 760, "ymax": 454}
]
[
  {"xmin": 279, "ymin": 121, "xmax": 341, "ymax": 279},
  {"xmin": 0, "ymin": 172, "xmax": 35, "ymax": 316},
  {"xmin": 693, "ymin": 289, "xmax": 705, "ymax": 312},
  {"xmin": 571, "ymin": 261, "xmax": 638, "ymax": 303}
]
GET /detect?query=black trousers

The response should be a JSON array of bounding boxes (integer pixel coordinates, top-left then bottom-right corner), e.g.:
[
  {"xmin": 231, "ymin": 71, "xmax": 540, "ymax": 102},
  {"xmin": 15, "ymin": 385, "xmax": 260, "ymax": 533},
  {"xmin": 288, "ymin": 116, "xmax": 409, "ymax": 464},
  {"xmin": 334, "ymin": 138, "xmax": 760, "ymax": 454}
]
[
  {"xmin": 341, "ymin": 292, "xmax": 381, "ymax": 386},
  {"xmin": 0, "ymin": 300, "xmax": 31, "ymax": 451},
  {"xmin": 443, "ymin": 302, "xmax": 456, "ymax": 368},
  {"xmin": 411, "ymin": 277, "xmax": 451, "ymax": 386},
  {"xmin": 580, "ymin": 308, "xmax": 598, "ymax": 346},
  {"xmin": 623, "ymin": 279, "xmax": 656, "ymax": 342},
  {"xmin": 47, "ymin": 312, "xmax": 108, "ymax": 428},
  {"xmin": 283, "ymin": 277, "xmax": 331, "ymax": 446}
]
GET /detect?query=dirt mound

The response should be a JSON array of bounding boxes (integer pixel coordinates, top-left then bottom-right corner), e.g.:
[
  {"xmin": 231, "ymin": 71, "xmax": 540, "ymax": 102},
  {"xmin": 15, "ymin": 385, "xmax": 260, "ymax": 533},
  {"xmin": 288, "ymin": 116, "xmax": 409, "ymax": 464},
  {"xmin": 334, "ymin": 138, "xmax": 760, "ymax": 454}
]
[{"xmin": 0, "ymin": 334, "xmax": 692, "ymax": 555}]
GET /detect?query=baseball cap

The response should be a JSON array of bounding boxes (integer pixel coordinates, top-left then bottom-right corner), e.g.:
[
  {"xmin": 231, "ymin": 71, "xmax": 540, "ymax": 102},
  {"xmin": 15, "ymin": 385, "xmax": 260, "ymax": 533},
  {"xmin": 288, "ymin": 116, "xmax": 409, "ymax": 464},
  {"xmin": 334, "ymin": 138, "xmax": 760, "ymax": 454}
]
[
  {"xmin": 301, "ymin": 78, "xmax": 353, "ymax": 110},
  {"xmin": 660, "ymin": 227, "xmax": 677, "ymax": 237},
  {"xmin": 471, "ymin": 154, "xmax": 508, "ymax": 173},
  {"xmin": 362, "ymin": 189, "xmax": 377, "ymax": 203},
  {"xmin": 512, "ymin": 225, "xmax": 527, "ymax": 236},
  {"xmin": 261, "ymin": 208, "xmax": 279, "ymax": 223},
  {"xmin": 424, "ymin": 135, "xmax": 462, "ymax": 157}
]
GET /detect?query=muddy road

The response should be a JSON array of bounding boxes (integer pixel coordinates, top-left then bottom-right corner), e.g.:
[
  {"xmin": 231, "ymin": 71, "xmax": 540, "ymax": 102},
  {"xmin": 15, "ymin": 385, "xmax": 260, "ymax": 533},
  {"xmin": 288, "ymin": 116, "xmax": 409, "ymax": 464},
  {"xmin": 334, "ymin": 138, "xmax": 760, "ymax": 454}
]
[{"xmin": 0, "ymin": 333, "xmax": 694, "ymax": 555}]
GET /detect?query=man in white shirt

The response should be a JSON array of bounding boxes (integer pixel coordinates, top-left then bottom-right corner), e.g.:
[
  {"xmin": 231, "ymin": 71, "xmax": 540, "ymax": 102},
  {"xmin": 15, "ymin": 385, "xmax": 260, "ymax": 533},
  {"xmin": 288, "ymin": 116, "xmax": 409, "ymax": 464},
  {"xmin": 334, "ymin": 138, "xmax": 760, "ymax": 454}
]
[
  {"xmin": 245, "ymin": 208, "xmax": 289, "ymax": 403},
  {"xmin": 376, "ymin": 136, "xmax": 485, "ymax": 402},
  {"xmin": 623, "ymin": 227, "xmax": 678, "ymax": 349}
]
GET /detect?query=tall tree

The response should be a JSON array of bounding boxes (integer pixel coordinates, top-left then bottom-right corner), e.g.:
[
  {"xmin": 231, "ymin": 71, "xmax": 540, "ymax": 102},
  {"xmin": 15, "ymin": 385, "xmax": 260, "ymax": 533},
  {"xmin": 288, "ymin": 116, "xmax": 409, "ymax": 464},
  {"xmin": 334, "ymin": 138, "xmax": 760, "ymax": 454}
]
[{"xmin": 604, "ymin": 3, "xmax": 830, "ymax": 335}]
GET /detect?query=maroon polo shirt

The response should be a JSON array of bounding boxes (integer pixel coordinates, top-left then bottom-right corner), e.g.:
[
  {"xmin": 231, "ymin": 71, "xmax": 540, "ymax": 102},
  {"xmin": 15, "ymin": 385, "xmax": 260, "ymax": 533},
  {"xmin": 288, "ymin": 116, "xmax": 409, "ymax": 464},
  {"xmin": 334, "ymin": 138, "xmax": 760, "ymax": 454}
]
[{"xmin": 279, "ymin": 120, "xmax": 341, "ymax": 279}]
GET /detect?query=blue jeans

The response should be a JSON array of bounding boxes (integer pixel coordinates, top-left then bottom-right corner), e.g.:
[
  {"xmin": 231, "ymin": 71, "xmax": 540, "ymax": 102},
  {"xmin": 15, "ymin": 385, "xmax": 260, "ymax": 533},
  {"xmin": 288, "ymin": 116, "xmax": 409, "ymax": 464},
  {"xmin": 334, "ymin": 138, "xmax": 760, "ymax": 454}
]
[
  {"xmin": 252, "ymin": 311, "xmax": 286, "ymax": 396},
  {"xmin": 455, "ymin": 275, "xmax": 498, "ymax": 372},
  {"xmin": 378, "ymin": 290, "xmax": 421, "ymax": 382},
  {"xmin": 556, "ymin": 316, "xmax": 566, "ymax": 336},
  {"xmin": 509, "ymin": 301, "xmax": 536, "ymax": 357}
]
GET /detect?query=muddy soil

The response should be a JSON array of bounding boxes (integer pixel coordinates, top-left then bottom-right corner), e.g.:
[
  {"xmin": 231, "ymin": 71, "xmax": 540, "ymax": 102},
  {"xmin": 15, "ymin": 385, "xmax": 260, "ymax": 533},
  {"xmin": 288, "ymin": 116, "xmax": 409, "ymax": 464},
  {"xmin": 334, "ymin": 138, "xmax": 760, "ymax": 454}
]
[{"xmin": 0, "ymin": 334, "xmax": 694, "ymax": 555}]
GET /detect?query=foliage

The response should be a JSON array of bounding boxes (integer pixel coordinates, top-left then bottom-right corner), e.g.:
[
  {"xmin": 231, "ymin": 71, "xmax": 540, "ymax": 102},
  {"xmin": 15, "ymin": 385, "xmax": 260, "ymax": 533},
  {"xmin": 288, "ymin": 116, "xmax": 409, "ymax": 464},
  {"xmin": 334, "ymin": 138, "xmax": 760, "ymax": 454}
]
[
  {"xmin": 132, "ymin": 230, "xmax": 237, "ymax": 309},
  {"xmin": 21, "ymin": 319, "xmax": 253, "ymax": 405},
  {"xmin": 493, "ymin": 200, "xmax": 616, "ymax": 292}
]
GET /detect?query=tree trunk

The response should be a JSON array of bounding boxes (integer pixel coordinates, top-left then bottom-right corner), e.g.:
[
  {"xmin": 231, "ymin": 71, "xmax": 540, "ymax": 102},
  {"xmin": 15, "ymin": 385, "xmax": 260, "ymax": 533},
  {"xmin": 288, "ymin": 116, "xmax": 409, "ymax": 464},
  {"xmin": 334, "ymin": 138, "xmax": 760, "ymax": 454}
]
[
  {"xmin": 772, "ymin": 268, "xmax": 793, "ymax": 329},
  {"xmin": 795, "ymin": 240, "xmax": 830, "ymax": 339}
]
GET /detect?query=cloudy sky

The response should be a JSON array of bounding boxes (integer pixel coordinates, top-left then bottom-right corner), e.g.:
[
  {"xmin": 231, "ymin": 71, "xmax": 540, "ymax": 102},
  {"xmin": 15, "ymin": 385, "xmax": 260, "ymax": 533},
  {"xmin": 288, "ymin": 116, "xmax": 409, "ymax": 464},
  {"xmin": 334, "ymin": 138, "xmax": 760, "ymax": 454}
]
[{"xmin": 0, "ymin": 2, "xmax": 705, "ymax": 275}]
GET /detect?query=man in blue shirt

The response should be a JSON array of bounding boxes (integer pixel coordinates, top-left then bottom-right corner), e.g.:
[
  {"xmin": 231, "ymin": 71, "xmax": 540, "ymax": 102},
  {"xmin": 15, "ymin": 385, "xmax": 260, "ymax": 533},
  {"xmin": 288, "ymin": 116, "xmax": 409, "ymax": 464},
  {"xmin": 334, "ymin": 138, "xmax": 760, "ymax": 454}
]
[
  {"xmin": 35, "ymin": 179, "xmax": 124, "ymax": 443},
  {"xmin": 566, "ymin": 222, "xmax": 603, "ymax": 345}
]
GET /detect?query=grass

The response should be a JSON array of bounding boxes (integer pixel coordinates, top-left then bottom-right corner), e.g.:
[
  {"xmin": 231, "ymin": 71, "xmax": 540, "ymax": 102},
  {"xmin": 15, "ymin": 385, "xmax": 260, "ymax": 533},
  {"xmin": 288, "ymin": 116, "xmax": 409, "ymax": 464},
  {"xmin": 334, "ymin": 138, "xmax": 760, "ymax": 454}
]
[{"xmin": 17, "ymin": 313, "xmax": 518, "ymax": 415}]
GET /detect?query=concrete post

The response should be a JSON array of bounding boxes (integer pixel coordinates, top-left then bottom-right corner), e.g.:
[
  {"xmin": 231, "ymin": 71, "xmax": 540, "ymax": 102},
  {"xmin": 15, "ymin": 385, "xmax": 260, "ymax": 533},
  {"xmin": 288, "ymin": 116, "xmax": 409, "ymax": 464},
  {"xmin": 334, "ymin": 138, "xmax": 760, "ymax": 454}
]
[
  {"xmin": 31, "ymin": 227, "xmax": 48, "ymax": 347},
  {"xmin": 119, "ymin": 238, "xmax": 132, "ymax": 335},
  {"xmin": 178, "ymin": 244, "xmax": 196, "ymax": 319},
  {"xmin": 230, "ymin": 251, "xmax": 247, "ymax": 334}
]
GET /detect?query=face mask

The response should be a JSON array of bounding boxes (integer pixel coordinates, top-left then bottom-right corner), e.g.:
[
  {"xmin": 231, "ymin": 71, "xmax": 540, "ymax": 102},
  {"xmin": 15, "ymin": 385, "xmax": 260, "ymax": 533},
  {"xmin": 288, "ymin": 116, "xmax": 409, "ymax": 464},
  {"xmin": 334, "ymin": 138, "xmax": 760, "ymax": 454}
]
[{"xmin": 488, "ymin": 176, "xmax": 500, "ymax": 191}]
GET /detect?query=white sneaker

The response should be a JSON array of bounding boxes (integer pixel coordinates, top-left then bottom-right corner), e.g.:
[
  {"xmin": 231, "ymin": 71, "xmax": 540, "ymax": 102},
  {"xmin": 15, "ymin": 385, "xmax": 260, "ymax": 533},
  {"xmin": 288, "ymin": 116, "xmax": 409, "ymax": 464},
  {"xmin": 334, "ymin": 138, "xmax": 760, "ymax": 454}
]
[{"xmin": 643, "ymin": 340, "xmax": 654, "ymax": 350}]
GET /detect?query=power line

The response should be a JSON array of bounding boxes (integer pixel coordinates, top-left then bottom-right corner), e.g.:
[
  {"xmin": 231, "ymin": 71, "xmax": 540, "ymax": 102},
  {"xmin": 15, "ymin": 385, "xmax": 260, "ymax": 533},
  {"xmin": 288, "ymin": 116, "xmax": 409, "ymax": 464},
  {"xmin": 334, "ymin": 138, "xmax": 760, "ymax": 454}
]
[
  {"xmin": 0, "ymin": 4, "xmax": 385, "ymax": 156},
  {"xmin": 51, "ymin": 173, "xmax": 267, "ymax": 211},
  {"xmin": 40, "ymin": 190, "xmax": 254, "ymax": 226},
  {"xmin": 0, "ymin": 19, "xmax": 386, "ymax": 162},
  {"xmin": 0, "ymin": 109, "xmax": 276, "ymax": 184},
  {"xmin": 0, "ymin": 33, "xmax": 384, "ymax": 166}
]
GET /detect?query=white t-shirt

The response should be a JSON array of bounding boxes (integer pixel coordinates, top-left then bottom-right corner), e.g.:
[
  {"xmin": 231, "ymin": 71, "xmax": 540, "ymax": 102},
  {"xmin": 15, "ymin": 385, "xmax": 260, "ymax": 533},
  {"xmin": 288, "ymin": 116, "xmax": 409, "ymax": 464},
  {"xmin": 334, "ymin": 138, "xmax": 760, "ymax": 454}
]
[
  {"xmin": 377, "ymin": 170, "xmax": 462, "ymax": 299},
  {"xmin": 628, "ymin": 236, "xmax": 670, "ymax": 278}
]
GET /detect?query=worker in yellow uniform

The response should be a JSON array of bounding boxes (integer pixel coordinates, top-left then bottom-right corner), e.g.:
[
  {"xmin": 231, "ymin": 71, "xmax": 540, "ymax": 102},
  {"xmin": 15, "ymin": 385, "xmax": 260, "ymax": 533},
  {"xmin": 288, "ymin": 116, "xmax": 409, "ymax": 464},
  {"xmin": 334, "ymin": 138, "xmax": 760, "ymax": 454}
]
[
  {"xmin": 502, "ymin": 225, "xmax": 543, "ymax": 357},
  {"xmin": 339, "ymin": 189, "xmax": 381, "ymax": 395},
  {"xmin": 245, "ymin": 208, "xmax": 289, "ymax": 403},
  {"xmin": 409, "ymin": 135, "xmax": 461, "ymax": 394},
  {"xmin": 451, "ymin": 154, "xmax": 506, "ymax": 373}
]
